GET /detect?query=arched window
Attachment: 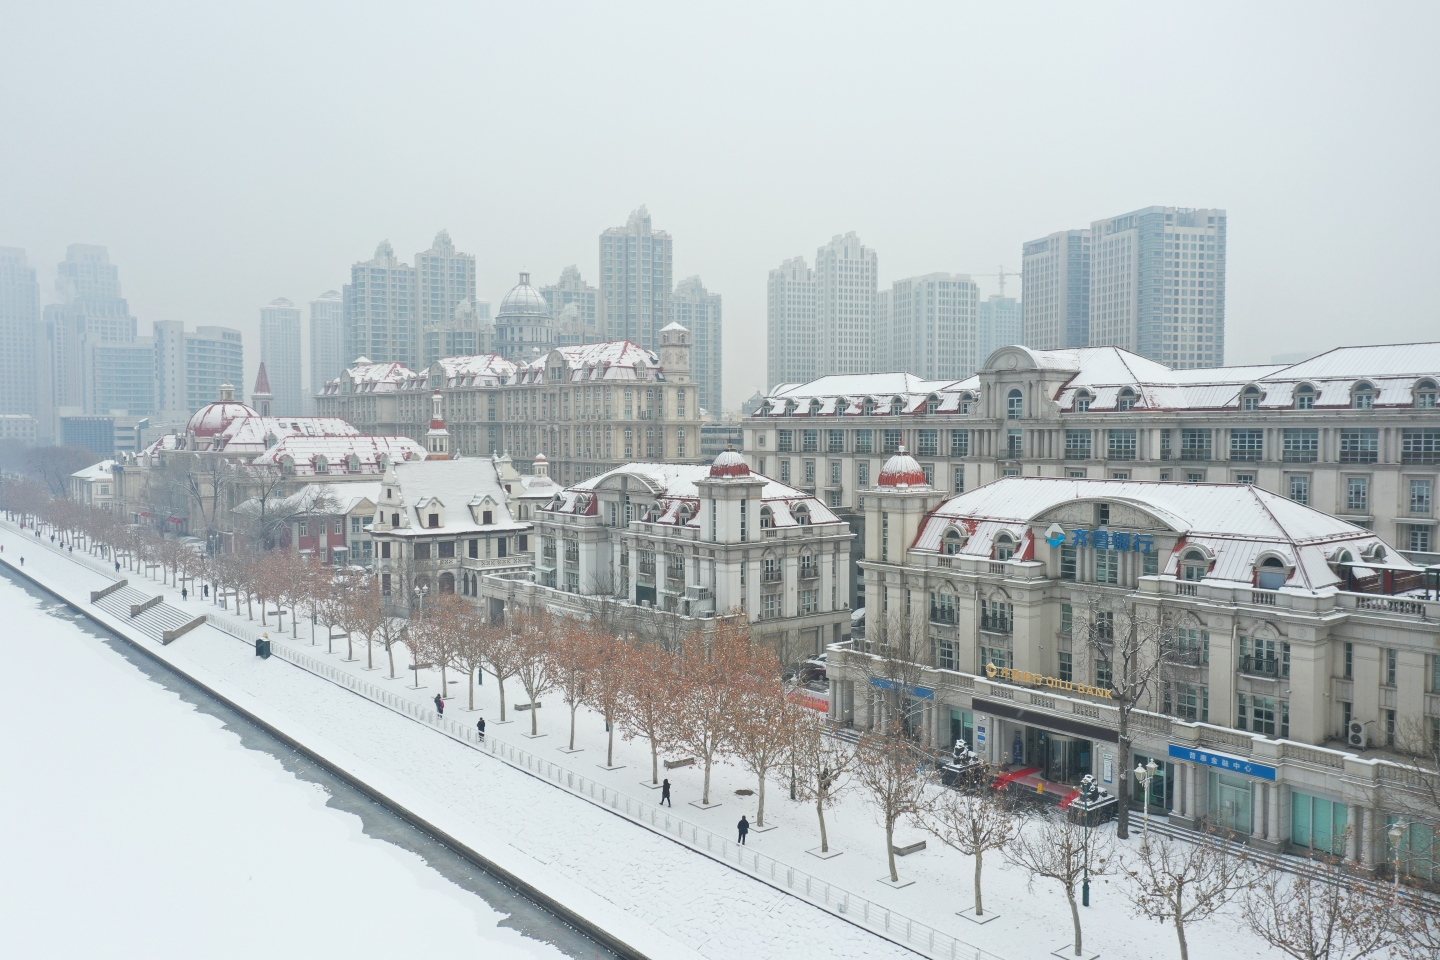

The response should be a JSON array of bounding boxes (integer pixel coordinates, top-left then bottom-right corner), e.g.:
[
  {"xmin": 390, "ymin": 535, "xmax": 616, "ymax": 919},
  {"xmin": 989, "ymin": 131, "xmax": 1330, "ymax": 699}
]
[
  {"xmin": 926, "ymin": 395, "xmax": 941, "ymax": 415},
  {"xmin": 1240, "ymin": 386, "xmax": 1262, "ymax": 412},
  {"xmin": 1075, "ymin": 390, "xmax": 1093, "ymax": 413},
  {"xmin": 1117, "ymin": 388, "xmax": 1138, "ymax": 412},
  {"xmin": 348, "ymin": 454, "xmax": 361, "ymax": 473},
  {"xmin": 439, "ymin": 572, "xmax": 455, "ymax": 594},
  {"xmin": 891, "ymin": 396, "xmax": 905, "ymax": 414},
  {"xmin": 959, "ymin": 392, "xmax": 976, "ymax": 415},
  {"xmin": 762, "ymin": 554, "xmax": 780, "ymax": 582},
  {"xmin": 794, "ymin": 505, "xmax": 811, "ymax": 526},
  {"xmin": 1294, "ymin": 384, "xmax": 1317, "ymax": 410},
  {"xmin": 863, "ymin": 398, "xmax": 876, "ymax": 415},
  {"xmin": 314, "ymin": 456, "xmax": 329, "ymax": 474},
  {"xmin": 943, "ymin": 528, "xmax": 965, "ymax": 555},
  {"xmin": 799, "ymin": 551, "xmax": 817, "ymax": 579},
  {"xmin": 994, "ymin": 533, "xmax": 1016, "ymax": 561},
  {"xmin": 760, "ymin": 506, "xmax": 774, "ymax": 529},
  {"xmin": 1006, "ymin": 389, "xmax": 1023, "ymax": 420},
  {"xmin": 1352, "ymin": 382, "xmax": 1376, "ymax": 410},
  {"xmin": 1416, "ymin": 380, "xmax": 1438, "ymax": 410},
  {"xmin": 281, "ymin": 456, "xmax": 295, "ymax": 476},
  {"xmin": 1181, "ymin": 549, "xmax": 1209, "ymax": 582},
  {"xmin": 1256, "ymin": 556, "xmax": 1289, "ymax": 590}
]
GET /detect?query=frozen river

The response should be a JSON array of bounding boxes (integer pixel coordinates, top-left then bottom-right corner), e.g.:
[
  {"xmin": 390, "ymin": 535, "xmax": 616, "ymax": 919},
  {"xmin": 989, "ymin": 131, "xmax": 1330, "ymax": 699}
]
[{"xmin": 0, "ymin": 569, "xmax": 614, "ymax": 960}]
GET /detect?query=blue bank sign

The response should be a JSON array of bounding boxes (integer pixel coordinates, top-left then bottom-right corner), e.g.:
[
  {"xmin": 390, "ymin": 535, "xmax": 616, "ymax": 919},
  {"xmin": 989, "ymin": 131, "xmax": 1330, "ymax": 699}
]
[
  {"xmin": 1168, "ymin": 744, "xmax": 1277, "ymax": 780},
  {"xmin": 1042, "ymin": 523, "xmax": 1155, "ymax": 553}
]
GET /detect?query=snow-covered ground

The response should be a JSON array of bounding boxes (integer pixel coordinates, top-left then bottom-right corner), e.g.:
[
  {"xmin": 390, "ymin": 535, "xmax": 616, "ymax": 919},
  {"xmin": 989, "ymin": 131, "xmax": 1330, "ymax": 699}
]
[
  {"xmin": 0, "ymin": 572, "xmax": 570, "ymax": 960},
  {"xmin": 1, "ymin": 521, "xmax": 1372, "ymax": 959}
]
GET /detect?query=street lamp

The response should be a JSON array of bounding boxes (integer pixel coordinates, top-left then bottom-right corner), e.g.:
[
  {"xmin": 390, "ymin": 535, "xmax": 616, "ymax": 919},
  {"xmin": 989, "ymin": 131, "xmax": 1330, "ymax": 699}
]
[
  {"xmin": 1135, "ymin": 758, "xmax": 1159, "ymax": 847},
  {"xmin": 416, "ymin": 580, "xmax": 429, "ymax": 619},
  {"xmin": 1388, "ymin": 821, "xmax": 1406, "ymax": 889}
]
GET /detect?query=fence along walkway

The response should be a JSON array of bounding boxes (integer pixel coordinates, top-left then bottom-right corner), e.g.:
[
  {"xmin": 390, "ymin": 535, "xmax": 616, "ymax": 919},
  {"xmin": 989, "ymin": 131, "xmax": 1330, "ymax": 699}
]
[{"xmin": 202, "ymin": 613, "xmax": 1004, "ymax": 960}]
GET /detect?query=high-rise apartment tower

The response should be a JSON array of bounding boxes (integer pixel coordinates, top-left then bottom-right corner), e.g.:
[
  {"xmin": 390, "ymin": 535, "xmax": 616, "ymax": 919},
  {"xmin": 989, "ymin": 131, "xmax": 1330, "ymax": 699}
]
[
  {"xmin": 599, "ymin": 206, "xmax": 672, "ymax": 349},
  {"xmin": 260, "ymin": 298, "xmax": 304, "ymax": 415}
]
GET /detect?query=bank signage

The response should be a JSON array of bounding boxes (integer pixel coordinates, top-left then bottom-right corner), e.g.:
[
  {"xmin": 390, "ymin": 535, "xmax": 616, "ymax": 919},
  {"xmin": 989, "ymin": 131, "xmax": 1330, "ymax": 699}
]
[
  {"xmin": 1066, "ymin": 529, "xmax": 1155, "ymax": 553},
  {"xmin": 867, "ymin": 677, "xmax": 936, "ymax": 700},
  {"xmin": 1167, "ymin": 744, "xmax": 1277, "ymax": 781},
  {"xmin": 986, "ymin": 662, "xmax": 1113, "ymax": 700}
]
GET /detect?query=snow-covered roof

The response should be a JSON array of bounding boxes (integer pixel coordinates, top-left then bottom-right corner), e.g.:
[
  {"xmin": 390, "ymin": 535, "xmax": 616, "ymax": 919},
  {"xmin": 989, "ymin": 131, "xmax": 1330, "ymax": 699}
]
[
  {"xmin": 234, "ymin": 481, "xmax": 381, "ymax": 519},
  {"xmin": 249, "ymin": 435, "xmax": 426, "ymax": 476},
  {"xmin": 214, "ymin": 415, "xmax": 359, "ymax": 453},
  {"xmin": 70, "ymin": 460, "xmax": 116, "ymax": 482},
  {"xmin": 427, "ymin": 354, "xmax": 518, "ymax": 388},
  {"xmin": 511, "ymin": 341, "xmax": 664, "ymax": 384},
  {"xmin": 548, "ymin": 462, "xmax": 843, "ymax": 530},
  {"xmin": 323, "ymin": 359, "xmax": 416, "ymax": 395},
  {"xmin": 912, "ymin": 477, "xmax": 1414, "ymax": 591},
  {"xmin": 386, "ymin": 459, "xmax": 528, "ymax": 536}
]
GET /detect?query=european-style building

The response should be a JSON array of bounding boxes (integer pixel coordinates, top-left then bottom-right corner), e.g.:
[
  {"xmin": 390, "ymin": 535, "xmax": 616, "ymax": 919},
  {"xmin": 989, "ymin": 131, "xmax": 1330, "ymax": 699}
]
[
  {"xmin": 482, "ymin": 451, "xmax": 854, "ymax": 665},
  {"xmin": 827, "ymin": 458, "xmax": 1440, "ymax": 876}
]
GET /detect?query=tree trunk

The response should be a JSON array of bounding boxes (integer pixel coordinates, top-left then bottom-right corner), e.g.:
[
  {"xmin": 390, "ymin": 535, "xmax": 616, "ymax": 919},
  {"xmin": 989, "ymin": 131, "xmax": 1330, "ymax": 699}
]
[
  {"xmin": 1066, "ymin": 886, "xmax": 1083, "ymax": 956},
  {"xmin": 386, "ymin": 642, "xmax": 396, "ymax": 679},
  {"xmin": 650, "ymin": 740, "xmax": 659, "ymax": 784},
  {"xmin": 1116, "ymin": 720, "xmax": 1133, "ymax": 840},
  {"xmin": 366, "ymin": 636, "xmax": 373, "ymax": 670},
  {"xmin": 702, "ymin": 754, "xmax": 713, "ymax": 805},
  {"xmin": 498, "ymin": 680, "xmax": 508, "ymax": 721},
  {"xmin": 345, "ymin": 631, "xmax": 353, "ymax": 660},
  {"xmin": 1175, "ymin": 912, "xmax": 1188, "ymax": 960},
  {"xmin": 817, "ymin": 797, "xmax": 830, "ymax": 853},
  {"xmin": 529, "ymin": 695, "xmax": 539, "ymax": 736},
  {"xmin": 468, "ymin": 670, "xmax": 475, "ymax": 711},
  {"xmin": 885, "ymin": 817, "xmax": 899, "ymax": 882},
  {"xmin": 974, "ymin": 849, "xmax": 985, "ymax": 916},
  {"xmin": 606, "ymin": 717, "xmax": 615, "ymax": 767},
  {"xmin": 756, "ymin": 773, "xmax": 767, "ymax": 827},
  {"xmin": 568, "ymin": 704, "xmax": 578, "ymax": 749}
]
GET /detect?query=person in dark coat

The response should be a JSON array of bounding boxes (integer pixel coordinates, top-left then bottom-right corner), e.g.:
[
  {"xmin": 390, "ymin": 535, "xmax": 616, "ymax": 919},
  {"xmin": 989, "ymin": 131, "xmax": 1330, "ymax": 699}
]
[
  {"xmin": 114, "ymin": 560, "xmax": 121, "ymax": 572},
  {"xmin": 660, "ymin": 779, "xmax": 672, "ymax": 806},
  {"xmin": 434, "ymin": 693, "xmax": 445, "ymax": 716},
  {"xmin": 203, "ymin": 584, "xmax": 210, "ymax": 599},
  {"xmin": 737, "ymin": 816, "xmax": 750, "ymax": 844},
  {"xmin": 181, "ymin": 587, "xmax": 188, "ymax": 601},
  {"xmin": 476, "ymin": 717, "xmax": 486, "ymax": 742}
]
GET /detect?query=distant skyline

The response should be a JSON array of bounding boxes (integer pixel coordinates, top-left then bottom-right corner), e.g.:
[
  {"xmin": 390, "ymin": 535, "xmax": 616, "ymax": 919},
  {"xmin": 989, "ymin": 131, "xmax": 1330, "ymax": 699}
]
[{"xmin": 2, "ymin": 2, "xmax": 1437, "ymax": 410}]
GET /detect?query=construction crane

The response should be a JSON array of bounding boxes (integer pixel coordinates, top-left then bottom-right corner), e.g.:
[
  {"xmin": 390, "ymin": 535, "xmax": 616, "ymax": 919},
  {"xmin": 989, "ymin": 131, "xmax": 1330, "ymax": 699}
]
[{"xmin": 972, "ymin": 266, "xmax": 1020, "ymax": 297}]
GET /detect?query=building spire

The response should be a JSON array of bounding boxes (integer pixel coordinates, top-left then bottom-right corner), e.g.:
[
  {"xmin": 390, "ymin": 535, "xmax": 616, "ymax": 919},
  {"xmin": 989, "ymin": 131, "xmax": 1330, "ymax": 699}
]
[{"xmin": 252, "ymin": 363, "xmax": 273, "ymax": 417}]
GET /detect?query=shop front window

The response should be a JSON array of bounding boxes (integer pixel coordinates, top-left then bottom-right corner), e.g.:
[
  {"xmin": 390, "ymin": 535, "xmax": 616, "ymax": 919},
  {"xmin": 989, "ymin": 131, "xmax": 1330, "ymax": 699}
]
[
  {"xmin": 1208, "ymin": 772, "xmax": 1253, "ymax": 834},
  {"xmin": 1131, "ymin": 755, "xmax": 1174, "ymax": 813},
  {"xmin": 1292, "ymin": 792, "xmax": 1348, "ymax": 856}
]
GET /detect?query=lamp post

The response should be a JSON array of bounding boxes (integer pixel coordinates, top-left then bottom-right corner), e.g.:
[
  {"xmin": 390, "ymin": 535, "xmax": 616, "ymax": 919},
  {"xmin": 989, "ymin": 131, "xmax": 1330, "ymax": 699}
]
[
  {"xmin": 1135, "ymin": 758, "xmax": 1159, "ymax": 847},
  {"xmin": 416, "ymin": 580, "xmax": 429, "ymax": 620},
  {"xmin": 1388, "ymin": 821, "xmax": 1406, "ymax": 889}
]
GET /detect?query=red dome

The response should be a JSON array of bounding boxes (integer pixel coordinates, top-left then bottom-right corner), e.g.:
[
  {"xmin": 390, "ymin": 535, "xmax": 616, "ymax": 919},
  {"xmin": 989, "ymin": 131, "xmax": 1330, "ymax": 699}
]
[
  {"xmin": 709, "ymin": 449, "xmax": 751, "ymax": 478},
  {"xmin": 878, "ymin": 449, "xmax": 928, "ymax": 488},
  {"xmin": 186, "ymin": 399, "xmax": 258, "ymax": 438}
]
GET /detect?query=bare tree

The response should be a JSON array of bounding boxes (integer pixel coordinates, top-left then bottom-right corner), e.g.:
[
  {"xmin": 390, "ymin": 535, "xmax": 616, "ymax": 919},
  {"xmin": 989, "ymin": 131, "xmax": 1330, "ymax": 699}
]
[
  {"xmin": 618, "ymin": 640, "xmax": 678, "ymax": 784},
  {"xmin": 478, "ymin": 617, "xmax": 522, "ymax": 722},
  {"xmin": 790, "ymin": 710, "xmax": 855, "ymax": 855},
  {"xmin": 586, "ymin": 627, "xmax": 630, "ymax": 768},
  {"xmin": 858, "ymin": 603, "xmax": 930, "ymax": 738},
  {"xmin": 232, "ymin": 473, "xmax": 338, "ymax": 550},
  {"xmin": 1243, "ymin": 853, "xmax": 1397, "ymax": 960},
  {"xmin": 1394, "ymin": 893, "xmax": 1440, "ymax": 960},
  {"xmin": 450, "ymin": 607, "xmax": 489, "ymax": 711},
  {"xmin": 853, "ymin": 731, "xmax": 934, "ymax": 882},
  {"xmin": 408, "ymin": 592, "xmax": 469, "ymax": 695},
  {"xmin": 730, "ymin": 676, "xmax": 800, "ymax": 828},
  {"xmin": 546, "ymin": 618, "xmax": 593, "ymax": 750},
  {"xmin": 1003, "ymin": 813, "xmax": 1115, "ymax": 957},
  {"xmin": 510, "ymin": 609, "xmax": 558, "ymax": 736},
  {"xmin": 1123, "ymin": 830, "xmax": 1253, "ymax": 960},
  {"xmin": 920, "ymin": 775, "xmax": 1021, "ymax": 917},
  {"xmin": 1077, "ymin": 591, "xmax": 1176, "ymax": 840}
]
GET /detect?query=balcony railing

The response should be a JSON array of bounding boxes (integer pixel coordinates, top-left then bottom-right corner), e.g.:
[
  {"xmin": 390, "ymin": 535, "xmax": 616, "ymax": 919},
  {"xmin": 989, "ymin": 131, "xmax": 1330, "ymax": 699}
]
[{"xmin": 1239, "ymin": 655, "xmax": 1282, "ymax": 677}]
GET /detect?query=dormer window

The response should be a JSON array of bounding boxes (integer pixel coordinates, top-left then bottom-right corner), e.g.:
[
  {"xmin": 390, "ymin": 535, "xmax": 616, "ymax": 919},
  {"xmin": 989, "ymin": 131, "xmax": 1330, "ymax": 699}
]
[
  {"xmin": 1256, "ymin": 556, "xmax": 1289, "ymax": 590},
  {"xmin": 863, "ymin": 398, "xmax": 876, "ymax": 415},
  {"xmin": 994, "ymin": 533, "xmax": 1016, "ymax": 561},
  {"xmin": 348, "ymin": 455, "xmax": 360, "ymax": 473},
  {"xmin": 1117, "ymin": 388, "xmax": 1138, "ymax": 412},
  {"xmin": 1295, "ymin": 384, "xmax": 1316, "ymax": 410},
  {"xmin": 925, "ymin": 395, "xmax": 940, "ymax": 415},
  {"xmin": 943, "ymin": 528, "xmax": 964, "ymax": 555},
  {"xmin": 1181, "ymin": 549, "xmax": 1209, "ymax": 582},
  {"xmin": 1353, "ymin": 384, "xmax": 1375, "ymax": 409},
  {"xmin": 281, "ymin": 456, "xmax": 295, "ymax": 476},
  {"xmin": 482, "ymin": 510, "xmax": 493, "ymax": 525},
  {"xmin": 1240, "ymin": 387, "xmax": 1261, "ymax": 412},
  {"xmin": 760, "ymin": 506, "xmax": 774, "ymax": 529},
  {"xmin": 892, "ymin": 396, "xmax": 904, "ymax": 414},
  {"xmin": 1006, "ymin": 389, "xmax": 1023, "ymax": 420},
  {"xmin": 315, "ymin": 456, "xmax": 329, "ymax": 474},
  {"xmin": 794, "ymin": 505, "xmax": 811, "ymax": 526},
  {"xmin": 960, "ymin": 393, "xmax": 975, "ymax": 415},
  {"xmin": 1075, "ymin": 391, "xmax": 1092, "ymax": 413},
  {"xmin": 1417, "ymin": 380, "xmax": 1438, "ymax": 409},
  {"xmin": 428, "ymin": 513, "xmax": 440, "ymax": 529}
]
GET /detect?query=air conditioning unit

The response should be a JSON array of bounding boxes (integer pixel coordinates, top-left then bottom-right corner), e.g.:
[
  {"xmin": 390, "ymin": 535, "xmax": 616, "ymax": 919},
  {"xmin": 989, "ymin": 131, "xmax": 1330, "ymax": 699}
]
[{"xmin": 1347, "ymin": 719, "xmax": 1368, "ymax": 749}]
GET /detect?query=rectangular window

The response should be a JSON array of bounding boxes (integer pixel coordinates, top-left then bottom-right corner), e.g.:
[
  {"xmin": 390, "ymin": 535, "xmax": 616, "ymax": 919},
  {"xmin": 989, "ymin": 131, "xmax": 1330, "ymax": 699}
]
[
  {"xmin": 804, "ymin": 459, "xmax": 816, "ymax": 484},
  {"xmin": 436, "ymin": 541, "xmax": 454, "ymax": 559},
  {"xmin": 1064, "ymin": 429, "xmax": 1093, "ymax": 460},
  {"xmin": 1386, "ymin": 648, "xmax": 1398, "ymax": 687},
  {"xmin": 1282, "ymin": 428, "xmax": 1319, "ymax": 462},
  {"xmin": 952, "ymin": 467, "xmax": 965, "ymax": 493},
  {"xmin": 1093, "ymin": 548, "xmax": 1119, "ymax": 585},
  {"xmin": 937, "ymin": 638, "xmax": 957, "ymax": 671},
  {"xmin": 780, "ymin": 459, "xmax": 791, "ymax": 483},
  {"xmin": 799, "ymin": 588, "xmax": 818, "ymax": 615},
  {"xmin": 298, "ymin": 521, "xmax": 308, "ymax": 537},
  {"xmin": 1292, "ymin": 792, "xmax": 1348, "ymax": 855},
  {"xmin": 1107, "ymin": 429, "xmax": 1137, "ymax": 460},
  {"xmin": 1006, "ymin": 429, "xmax": 1023, "ymax": 456},
  {"xmin": 414, "ymin": 542, "xmax": 431, "ymax": 560},
  {"xmin": 1095, "ymin": 658, "xmax": 1112, "ymax": 690},
  {"xmin": 917, "ymin": 429, "xmax": 938, "ymax": 458},
  {"xmin": 1060, "ymin": 544, "xmax": 1077, "ymax": 580},
  {"xmin": 802, "ymin": 429, "xmax": 818, "ymax": 452},
  {"xmin": 1411, "ymin": 525, "xmax": 1433, "ymax": 553},
  {"xmin": 1057, "ymin": 650, "xmax": 1073, "ymax": 682},
  {"xmin": 761, "ymin": 593, "xmax": 781, "ymax": 620},
  {"xmin": 468, "ymin": 539, "xmax": 478, "ymax": 559},
  {"xmin": 827, "ymin": 429, "xmax": 845, "ymax": 453},
  {"xmin": 929, "ymin": 591, "xmax": 956, "ymax": 624},
  {"xmin": 980, "ymin": 599, "xmax": 1013, "ymax": 634},
  {"xmin": 855, "ymin": 429, "xmax": 873, "ymax": 454},
  {"xmin": 1060, "ymin": 603, "xmax": 1073, "ymax": 635},
  {"xmin": 1402, "ymin": 429, "xmax": 1440, "ymax": 464},
  {"xmin": 857, "ymin": 462, "xmax": 869, "ymax": 486},
  {"xmin": 1411, "ymin": 478, "xmax": 1433, "ymax": 514},
  {"xmin": 1340, "ymin": 429, "xmax": 1379, "ymax": 464},
  {"xmin": 829, "ymin": 460, "xmax": 841, "ymax": 485},
  {"xmin": 1180, "ymin": 428, "xmax": 1212, "ymax": 461},
  {"xmin": 979, "ymin": 644, "xmax": 1012, "ymax": 671},
  {"xmin": 380, "ymin": 541, "xmax": 391, "ymax": 559},
  {"xmin": 1164, "ymin": 681, "xmax": 1210, "ymax": 723},
  {"xmin": 1344, "ymin": 642, "xmax": 1354, "ymax": 679},
  {"xmin": 1230, "ymin": 429, "xmax": 1263, "ymax": 461},
  {"xmin": 777, "ymin": 429, "xmax": 793, "ymax": 452},
  {"xmin": 381, "ymin": 573, "xmax": 391, "ymax": 595},
  {"xmin": 950, "ymin": 429, "xmax": 969, "ymax": 457},
  {"xmin": 1288, "ymin": 474, "xmax": 1310, "ymax": 505},
  {"xmin": 1346, "ymin": 476, "xmax": 1370, "ymax": 512},
  {"xmin": 882, "ymin": 429, "xmax": 902, "ymax": 454}
]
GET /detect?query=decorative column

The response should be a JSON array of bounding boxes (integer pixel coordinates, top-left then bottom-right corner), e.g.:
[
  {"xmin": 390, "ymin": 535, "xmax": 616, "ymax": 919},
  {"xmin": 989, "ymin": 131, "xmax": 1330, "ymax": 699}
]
[
  {"xmin": 1252, "ymin": 783, "xmax": 1265, "ymax": 841},
  {"xmin": 1360, "ymin": 806, "xmax": 1378, "ymax": 869},
  {"xmin": 1266, "ymin": 783, "xmax": 1281, "ymax": 845}
]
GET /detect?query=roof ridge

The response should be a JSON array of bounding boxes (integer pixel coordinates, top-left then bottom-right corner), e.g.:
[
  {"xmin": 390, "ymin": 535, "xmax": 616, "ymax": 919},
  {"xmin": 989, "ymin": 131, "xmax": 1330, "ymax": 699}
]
[{"xmin": 1245, "ymin": 485, "xmax": 1314, "ymax": 590}]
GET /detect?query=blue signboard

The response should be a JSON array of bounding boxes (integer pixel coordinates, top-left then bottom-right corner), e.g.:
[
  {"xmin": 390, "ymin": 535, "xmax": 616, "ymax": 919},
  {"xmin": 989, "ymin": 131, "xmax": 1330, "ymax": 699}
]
[
  {"xmin": 868, "ymin": 677, "xmax": 936, "ymax": 700},
  {"xmin": 1168, "ymin": 744, "xmax": 1277, "ymax": 780},
  {"xmin": 1068, "ymin": 529, "xmax": 1154, "ymax": 554}
]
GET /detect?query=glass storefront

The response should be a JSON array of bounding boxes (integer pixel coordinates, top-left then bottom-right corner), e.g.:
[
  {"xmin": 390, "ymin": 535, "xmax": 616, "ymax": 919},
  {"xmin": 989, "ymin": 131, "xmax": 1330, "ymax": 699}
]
[
  {"xmin": 1292, "ymin": 792, "xmax": 1347, "ymax": 856},
  {"xmin": 949, "ymin": 709, "xmax": 974, "ymax": 749},
  {"xmin": 1024, "ymin": 727, "xmax": 1092, "ymax": 785},
  {"xmin": 1386, "ymin": 818, "xmax": 1438, "ymax": 882},
  {"xmin": 1207, "ymin": 771, "xmax": 1253, "ymax": 834}
]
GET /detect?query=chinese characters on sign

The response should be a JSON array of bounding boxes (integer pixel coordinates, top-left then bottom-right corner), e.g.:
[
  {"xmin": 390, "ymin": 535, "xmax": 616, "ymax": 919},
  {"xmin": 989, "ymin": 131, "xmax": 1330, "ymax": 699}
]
[
  {"xmin": 1167, "ymin": 744, "xmax": 1277, "ymax": 780},
  {"xmin": 1068, "ymin": 529, "xmax": 1155, "ymax": 553}
]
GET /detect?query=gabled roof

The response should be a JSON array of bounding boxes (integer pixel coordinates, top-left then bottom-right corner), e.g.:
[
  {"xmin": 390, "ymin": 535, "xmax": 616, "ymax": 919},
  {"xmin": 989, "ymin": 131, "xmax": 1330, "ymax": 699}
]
[
  {"xmin": 249, "ymin": 435, "xmax": 426, "ymax": 476},
  {"xmin": 386, "ymin": 458, "xmax": 528, "ymax": 536}
]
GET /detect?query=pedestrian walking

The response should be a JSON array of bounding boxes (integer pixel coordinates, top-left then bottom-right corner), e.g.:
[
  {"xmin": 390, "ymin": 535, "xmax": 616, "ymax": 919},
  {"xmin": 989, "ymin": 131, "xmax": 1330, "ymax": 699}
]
[
  {"xmin": 114, "ymin": 560, "xmax": 121, "ymax": 572},
  {"xmin": 476, "ymin": 717, "xmax": 486, "ymax": 742},
  {"xmin": 19, "ymin": 557, "xmax": 24, "ymax": 566},
  {"xmin": 737, "ymin": 815, "xmax": 750, "ymax": 845},
  {"xmin": 660, "ymin": 779, "xmax": 672, "ymax": 807},
  {"xmin": 181, "ymin": 587, "xmax": 188, "ymax": 601},
  {"xmin": 434, "ymin": 693, "xmax": 445, "ymax": 716},
  {"xmin": 203, "ymin": 584, "xmax": 210, "ymax": 599}
]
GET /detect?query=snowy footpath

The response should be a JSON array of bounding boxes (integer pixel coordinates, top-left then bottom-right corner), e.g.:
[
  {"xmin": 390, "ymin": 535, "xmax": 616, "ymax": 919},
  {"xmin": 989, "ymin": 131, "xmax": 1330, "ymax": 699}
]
[{"xmin": 1, "ymin": 521, "xmax": 1295, "ymax": 960}]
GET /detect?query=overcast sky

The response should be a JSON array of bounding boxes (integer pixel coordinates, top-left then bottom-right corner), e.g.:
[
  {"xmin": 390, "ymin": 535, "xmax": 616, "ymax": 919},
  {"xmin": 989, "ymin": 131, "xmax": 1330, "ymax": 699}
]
[{"xmin": 3, "ymin": 2, "xmax": 1437, "ymax": 411}]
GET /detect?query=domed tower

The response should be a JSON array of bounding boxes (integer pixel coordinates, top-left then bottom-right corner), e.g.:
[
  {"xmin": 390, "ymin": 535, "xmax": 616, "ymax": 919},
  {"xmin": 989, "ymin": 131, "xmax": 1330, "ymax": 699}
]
[
  {"xmin": 865, "ymin": 446, "xmax": 945, "ymax": 565},
  {"xmin": 425, "ymin": 391, "xmax": 451, "ymax": 460},
  {"xmin": 658, "ymin": 322, "xmax": 691, "ymax": 384},
  {"xmin": 493, "ymin": 272, "xmax": 554, "ymax": 363},
  {"xmin": 696, "ymin": 448, "xmax": 766, "ymax": 544}
]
